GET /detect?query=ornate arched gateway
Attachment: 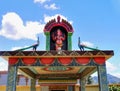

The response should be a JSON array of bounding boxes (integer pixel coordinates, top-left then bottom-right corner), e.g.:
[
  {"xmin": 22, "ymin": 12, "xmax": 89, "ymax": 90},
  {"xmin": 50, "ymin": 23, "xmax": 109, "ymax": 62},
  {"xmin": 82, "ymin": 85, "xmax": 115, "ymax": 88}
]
[{"xmin": 0, "ymin": 16, "xmax": 113, "ymax": 91}]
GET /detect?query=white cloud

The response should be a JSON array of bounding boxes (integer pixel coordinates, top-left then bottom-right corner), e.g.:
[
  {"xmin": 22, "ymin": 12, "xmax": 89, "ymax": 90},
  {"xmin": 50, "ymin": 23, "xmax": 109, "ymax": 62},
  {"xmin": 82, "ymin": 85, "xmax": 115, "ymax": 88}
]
[
  {"xmin": 44, "ymin": 3, "xmax": 59, "ymax": 10},
  {"xmin": 33, "ymin": 0, "xmax": 60, "ymax": 10},
  {"xmin": 11, "ymin": 46, "xmax": 30, "ymax": 51},
  {"xmin": 92, "ymin": 72, "xmax": 97, "ymax": 77},
  {"xmin": 106, "ymin": 61, "xmax": 117, "ymax": 72},
  {"xmin": 0, "ymin": 13, "xmax": 73, "ymax": 40},
  {"xmin": 92, "ymin": 61, "xmax": 120, "ymax": 78},
  {"xmin": 0, "ymin": 12, "xmax": 45, "ymax": 40},
  {"xmin": 112, "ymin": 73, "xmax": 120, "ymax": 78},
  {"xmin": 106, "ymin": 61, "xmax": 120, "ymax": 78},
  {"xmin": 81, "ymin": 41, "xmax": 94, "ymax": 47},
  {"xmin": 34, "ymin": 0, "xmax": 50, "ymax": 4}
]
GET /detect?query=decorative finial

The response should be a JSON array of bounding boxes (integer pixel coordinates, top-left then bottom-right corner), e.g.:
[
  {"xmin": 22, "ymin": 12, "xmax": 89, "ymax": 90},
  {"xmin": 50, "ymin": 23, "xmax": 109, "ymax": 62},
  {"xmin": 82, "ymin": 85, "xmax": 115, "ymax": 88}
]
[{"xmin": 57, "ymin": 15, "xmax": 60, "ymax": 23}]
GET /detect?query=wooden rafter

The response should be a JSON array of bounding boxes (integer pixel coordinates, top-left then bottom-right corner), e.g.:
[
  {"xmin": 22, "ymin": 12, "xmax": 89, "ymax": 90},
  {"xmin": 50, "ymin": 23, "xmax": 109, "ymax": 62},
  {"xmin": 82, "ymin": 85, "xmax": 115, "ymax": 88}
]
[
  {"xmin": 80, "ymin": 67, "xmax": 97, "ymax": 79},
  {"xmin": 19, "ymin": 68, "xmax": 36, "ymax": 79}
]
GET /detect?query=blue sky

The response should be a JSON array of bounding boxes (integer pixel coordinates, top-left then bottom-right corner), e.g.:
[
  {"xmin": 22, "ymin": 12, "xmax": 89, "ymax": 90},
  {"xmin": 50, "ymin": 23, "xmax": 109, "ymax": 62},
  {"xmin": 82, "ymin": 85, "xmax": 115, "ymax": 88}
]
[{"xmin": 0, "ymin": 0, "xmax": 120, "ymax": 77}]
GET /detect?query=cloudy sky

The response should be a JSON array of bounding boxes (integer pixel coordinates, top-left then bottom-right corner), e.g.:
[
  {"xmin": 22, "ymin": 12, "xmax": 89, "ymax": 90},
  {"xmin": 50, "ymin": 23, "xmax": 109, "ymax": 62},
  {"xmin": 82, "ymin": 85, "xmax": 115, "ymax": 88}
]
[{"xmin": 0, "ymin": 0, "xmax": 120, "ymax": 78}]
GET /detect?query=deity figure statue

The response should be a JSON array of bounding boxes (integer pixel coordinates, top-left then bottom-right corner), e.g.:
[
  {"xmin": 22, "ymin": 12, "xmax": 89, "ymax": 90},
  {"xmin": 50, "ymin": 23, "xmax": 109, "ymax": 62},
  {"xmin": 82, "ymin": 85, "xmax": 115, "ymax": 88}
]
[{"xmin": 52, "ymin": 29, "xmax": 66, "ymax": 50}]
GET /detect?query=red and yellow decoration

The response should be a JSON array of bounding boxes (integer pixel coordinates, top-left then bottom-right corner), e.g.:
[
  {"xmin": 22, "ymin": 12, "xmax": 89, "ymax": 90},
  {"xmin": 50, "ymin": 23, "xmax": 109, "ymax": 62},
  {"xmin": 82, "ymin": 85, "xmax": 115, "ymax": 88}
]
[{"xmin": 8, "ymin": 57, "xmax": 106, "ymax": 65}]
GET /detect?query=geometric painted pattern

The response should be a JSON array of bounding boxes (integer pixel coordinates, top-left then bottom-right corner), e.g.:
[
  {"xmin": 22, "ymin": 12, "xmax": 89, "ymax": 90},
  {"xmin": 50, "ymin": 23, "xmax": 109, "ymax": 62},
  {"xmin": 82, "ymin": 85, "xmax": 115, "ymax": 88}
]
[
  {"xmin": 6, "ymin": 66, "xmax": 18, "ymax": 91},
  {"xmin": 0, "ymin": 50, "xmax": 113, "ymax": 57},
  {"xmin": 0, "ymin": 50, "xmax": 114, "ymax": 66},
  {"xmin": 80, "ymin": 78, "xmax": 86, "ymax": 91},
  {"xmin": 30, "ymin": 79, "xmax": 36, "ymax": 91},
  {"xmin": 97, "ymin": 64, "xmax": 109, "ymax": 91},
  {"xmin": 8, "ymin": 57, "xmax": 106, "ymax": 66}
]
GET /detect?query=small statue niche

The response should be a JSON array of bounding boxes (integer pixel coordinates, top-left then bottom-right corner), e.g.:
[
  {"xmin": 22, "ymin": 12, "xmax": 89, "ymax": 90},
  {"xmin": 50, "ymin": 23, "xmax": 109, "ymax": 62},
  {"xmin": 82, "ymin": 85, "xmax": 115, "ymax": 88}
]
[{"xmin": 52, "ymin": 29, "xmax": 66, "ymax": 50}]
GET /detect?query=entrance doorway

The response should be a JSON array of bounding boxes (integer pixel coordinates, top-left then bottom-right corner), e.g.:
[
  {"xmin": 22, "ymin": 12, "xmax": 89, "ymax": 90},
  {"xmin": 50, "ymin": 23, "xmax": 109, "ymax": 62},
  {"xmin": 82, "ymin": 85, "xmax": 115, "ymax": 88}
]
[{"xmin": 49, "ymin": 85, "xmax": 67, "ymax": 91}]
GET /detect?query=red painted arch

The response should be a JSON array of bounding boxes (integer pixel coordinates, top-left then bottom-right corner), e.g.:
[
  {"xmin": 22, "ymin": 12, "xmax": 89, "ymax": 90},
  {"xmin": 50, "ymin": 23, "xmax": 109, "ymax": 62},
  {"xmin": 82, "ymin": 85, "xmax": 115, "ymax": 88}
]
[{"xmin": 44, "ymin": 16, "xmax": 74, "ymax": 33}]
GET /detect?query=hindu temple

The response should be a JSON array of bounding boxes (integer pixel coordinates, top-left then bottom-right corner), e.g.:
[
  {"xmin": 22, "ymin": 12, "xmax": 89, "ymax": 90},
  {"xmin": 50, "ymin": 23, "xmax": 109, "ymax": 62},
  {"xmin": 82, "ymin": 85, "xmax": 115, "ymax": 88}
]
[{"xmin": 0, "ymin": 16, "xmax": 114, "ymax": 91}]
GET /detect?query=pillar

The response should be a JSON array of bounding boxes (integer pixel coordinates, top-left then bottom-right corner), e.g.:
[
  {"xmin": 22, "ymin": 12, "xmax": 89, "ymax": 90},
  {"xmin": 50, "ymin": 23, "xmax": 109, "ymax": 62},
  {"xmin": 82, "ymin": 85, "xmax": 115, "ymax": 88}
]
[
  {"xmin": 16, "ymin": 75, "xmax": 20, "ymax": 85},
  {"xmin": 80, "ymin": 78, "xmax": 86, "ymax": 91},
  {"xmin": 30, "ymin": 79, "xmax": 36, "ymax": 91},
  {"xmin": 45, "ymin": 32, "xmax": 50, "ymax": 51},
  {"xmin": 97, "ymin": 65, "xmax": 109, "ymax": 91},
  {"xmin": 6, "ymin": 66, "xmax": 18, "ymax": 91},
  {"xmin": 68, "ymin": 32, "xmax": 72, "ymax": 50},
  {"xmin": 68, "ymin": 85, "xmax": 74, "ymax": 91},
  {"xmin": 25, "ymin": 77, "xmax": 29, "ymax": 86}
]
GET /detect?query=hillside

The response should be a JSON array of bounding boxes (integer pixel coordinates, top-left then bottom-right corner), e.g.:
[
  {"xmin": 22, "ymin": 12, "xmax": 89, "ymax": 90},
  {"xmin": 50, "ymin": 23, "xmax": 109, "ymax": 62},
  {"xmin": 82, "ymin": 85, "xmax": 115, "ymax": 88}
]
[{"xmin": 93, "ymin": 74, "xmax": 120, "ymax": 84}]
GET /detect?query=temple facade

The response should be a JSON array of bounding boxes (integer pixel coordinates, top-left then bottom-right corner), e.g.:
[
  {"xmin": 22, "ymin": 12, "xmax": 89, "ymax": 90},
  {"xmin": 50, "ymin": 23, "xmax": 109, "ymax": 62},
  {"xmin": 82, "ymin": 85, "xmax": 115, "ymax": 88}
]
[{"xmin": 0, "ymin": 16, "xmax": 114, "ymax": 91}]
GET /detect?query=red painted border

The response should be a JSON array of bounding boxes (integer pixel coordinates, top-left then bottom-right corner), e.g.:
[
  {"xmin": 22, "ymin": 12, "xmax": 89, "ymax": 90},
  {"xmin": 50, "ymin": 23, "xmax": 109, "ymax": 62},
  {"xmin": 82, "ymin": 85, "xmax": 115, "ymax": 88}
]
[
  {"xmin": 22, "ymin": 58, "xmax": 36, "ymax": 65},
  {"xmin": 76, "ymin": 57, "xmax": 90, "ymax": 65},
  {"xmin": 40, "ymin": 58, "xmax": 54, "ymax": 65},
  {"xmin": 9, "ymin": 58, "xmax": 18, "ymax": 65},
  {"xmin": 94, "ymin": 57, "xmax": 105, "ymax": 65},
  {"xmin": 44, "ymin": 16, "xmax": 73, "ymax": 33},
  {"xmin": 58, "ymin": 58, "xmax": 72, "ymax": 65}
]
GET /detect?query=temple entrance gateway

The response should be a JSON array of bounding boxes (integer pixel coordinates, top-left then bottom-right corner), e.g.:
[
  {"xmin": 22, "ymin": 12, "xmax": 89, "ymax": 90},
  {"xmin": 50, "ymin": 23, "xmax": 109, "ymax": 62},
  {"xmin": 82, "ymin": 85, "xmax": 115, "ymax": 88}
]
[{"xmin": 0, "ymin": 15, "xmax": 114, "ymax": 91}]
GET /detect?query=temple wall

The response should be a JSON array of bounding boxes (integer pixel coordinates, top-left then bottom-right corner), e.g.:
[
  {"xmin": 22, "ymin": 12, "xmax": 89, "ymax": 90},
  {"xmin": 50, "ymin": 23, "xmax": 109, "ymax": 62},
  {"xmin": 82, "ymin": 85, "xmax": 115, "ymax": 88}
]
[
  {"xmin": 41, "ymin": 86, "xmax": 49, "ymax": 91},
  {"xmin": 85, "ymin": 85, "xmax": 99, "ymax": 91},
  {"xmin": 75, "ymin": 85, "xmax": 99, "ymax": 91},
  {"xmin": 0, "ymin": 86, "xmax": 6, "ymax": 91},
  {"xmin": 0, "ymin": 85, "xmax": 41, "ymax": 91},
  {"xmin": 0, "ymin": 84, "xmax": 120, "ymax": 91}
]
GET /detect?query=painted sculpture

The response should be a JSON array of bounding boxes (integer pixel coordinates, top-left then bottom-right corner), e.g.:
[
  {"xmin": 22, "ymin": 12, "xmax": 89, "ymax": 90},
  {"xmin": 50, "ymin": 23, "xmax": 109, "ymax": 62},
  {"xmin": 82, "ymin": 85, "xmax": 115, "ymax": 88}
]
[
  {"xmin": 52, "ymin": 29, "xmax": 66, "ymax": 50},
  {"xmin": 32, "ymin": 37, "xmax": 39, "ymax": 51},
  {"xmin": 15, "ymin": 37, "xmax": 39, "ymax": 51},
  {"xmin": 78, "ymin": 37, "xmax": 84, "ymax": 51},
  {"xmin": 78, "ymin": 37, "xmax": 99, "ymax": 51}
]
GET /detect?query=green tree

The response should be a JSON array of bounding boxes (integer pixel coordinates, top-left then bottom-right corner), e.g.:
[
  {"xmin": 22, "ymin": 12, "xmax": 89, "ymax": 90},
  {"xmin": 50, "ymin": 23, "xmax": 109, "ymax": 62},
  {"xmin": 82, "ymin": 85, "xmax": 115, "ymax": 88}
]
[
  {"xmin": 86, "ymin": 75, "xmax": 93, "ymax": 84},
  {"xmin": 109, "ymin": 85, "xmax": 120, "ymax": 91}
]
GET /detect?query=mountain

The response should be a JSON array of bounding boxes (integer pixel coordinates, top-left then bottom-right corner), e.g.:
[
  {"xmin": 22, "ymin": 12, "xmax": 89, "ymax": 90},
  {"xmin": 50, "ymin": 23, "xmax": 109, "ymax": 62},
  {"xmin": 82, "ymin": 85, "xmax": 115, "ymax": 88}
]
[{"xmin": 93, "ymin": 74, "xmax": 120, "ymax": 84}]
